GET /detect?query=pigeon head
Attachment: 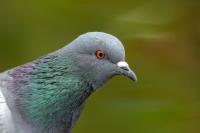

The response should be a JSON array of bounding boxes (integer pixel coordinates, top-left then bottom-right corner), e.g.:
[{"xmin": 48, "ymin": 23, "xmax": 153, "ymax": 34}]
[
  {"xmin": 64, "ymin": 32, "xmax": 137, "ymax": 89},
  {"xmin": 0, "ymin": 32, "xmax": 137, "ymax": 133}
]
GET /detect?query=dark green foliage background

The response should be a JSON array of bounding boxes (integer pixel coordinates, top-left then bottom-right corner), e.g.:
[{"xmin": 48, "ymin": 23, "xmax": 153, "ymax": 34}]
[{"xmin": 0, "ymin": 0, "xmax": 199, "ymax": 133}]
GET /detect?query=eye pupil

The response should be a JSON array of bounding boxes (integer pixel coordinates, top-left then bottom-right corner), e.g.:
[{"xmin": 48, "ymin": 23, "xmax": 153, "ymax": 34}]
[
  {"xmin": 95, "ymin": 50, "xmax": 105, "ymax": 59},
  {"xmin": 99, "ymin": 53, "xmax": 103, "ymax": 57}
]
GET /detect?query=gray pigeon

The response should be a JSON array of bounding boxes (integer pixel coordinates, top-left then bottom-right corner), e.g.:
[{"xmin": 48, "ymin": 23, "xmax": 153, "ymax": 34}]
[{"xmin": 0, "ymin": 32, "xmax": 137, "ymax": 133}]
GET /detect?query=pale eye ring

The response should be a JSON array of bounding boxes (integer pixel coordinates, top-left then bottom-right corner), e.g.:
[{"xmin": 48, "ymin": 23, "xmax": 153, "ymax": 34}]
[{"xmin": 95, "ymin": 50, "xmax": 105, "ymax": 59}]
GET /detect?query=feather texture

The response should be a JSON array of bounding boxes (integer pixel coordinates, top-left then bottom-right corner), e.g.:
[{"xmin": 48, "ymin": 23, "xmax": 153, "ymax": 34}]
[{"xmin": 0, "ymin": 53, "xmax": 93, "ymax": 133}]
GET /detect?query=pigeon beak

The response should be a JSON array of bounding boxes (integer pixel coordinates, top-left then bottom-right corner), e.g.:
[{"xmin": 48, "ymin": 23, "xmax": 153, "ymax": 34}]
[{"xmin": 117, "ymin": 61, "xmax": 137, "ymax": 82}]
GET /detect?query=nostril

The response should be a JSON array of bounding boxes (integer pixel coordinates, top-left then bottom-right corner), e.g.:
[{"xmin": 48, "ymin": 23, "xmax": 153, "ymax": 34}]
[
  {"xmin": 120, "ymin": 66, "xmax": 129, "ymax": 71},
  {"xmin": 117, "ymin": 61, "xmax": 130, "ymax": 71}
]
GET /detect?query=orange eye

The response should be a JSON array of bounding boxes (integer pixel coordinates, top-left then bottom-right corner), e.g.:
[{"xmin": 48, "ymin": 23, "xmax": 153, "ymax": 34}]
[{"xmin": 95, "ymin": 50, "xmax": 105, "ymax": 59}]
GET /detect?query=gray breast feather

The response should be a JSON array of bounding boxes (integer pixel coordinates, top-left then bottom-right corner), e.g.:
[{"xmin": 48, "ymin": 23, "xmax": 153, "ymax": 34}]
[
  {"xmin": 0, "ymin": 77, "xmax": 15, "ymax": 133},
  {"xmin": 0, "ymin": 71, "xmax": 33, "ymax": 133}
]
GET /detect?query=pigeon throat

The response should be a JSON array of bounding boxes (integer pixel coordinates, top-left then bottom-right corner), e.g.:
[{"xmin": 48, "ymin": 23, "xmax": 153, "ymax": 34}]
[{"xmin": 10, "ymin": 55, "xmax": 93, "ymax": 133}]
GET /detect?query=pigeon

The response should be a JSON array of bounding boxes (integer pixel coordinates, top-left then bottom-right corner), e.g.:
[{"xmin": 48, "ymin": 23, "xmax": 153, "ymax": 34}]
[{"xmin": 0, "ymin": 32, "xmax": 137, "ymax": 133}]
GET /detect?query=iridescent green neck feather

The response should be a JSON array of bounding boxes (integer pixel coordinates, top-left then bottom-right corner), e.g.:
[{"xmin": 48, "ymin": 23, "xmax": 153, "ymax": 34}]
[{"xmin": 11, "ymin": 51, "xmax": 93, "ymax": 133}]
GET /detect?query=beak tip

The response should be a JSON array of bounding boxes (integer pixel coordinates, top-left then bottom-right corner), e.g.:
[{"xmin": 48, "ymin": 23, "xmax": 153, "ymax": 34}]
[{"xmin": 130, "ymin": 73, "xmax": 137, "ymax": 82}]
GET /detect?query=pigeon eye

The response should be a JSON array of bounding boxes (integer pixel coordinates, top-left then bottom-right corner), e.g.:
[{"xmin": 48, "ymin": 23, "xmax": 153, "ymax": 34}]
[{"xmin": 95, "ymin": 50, "xmax": 105, "ymax": 59}]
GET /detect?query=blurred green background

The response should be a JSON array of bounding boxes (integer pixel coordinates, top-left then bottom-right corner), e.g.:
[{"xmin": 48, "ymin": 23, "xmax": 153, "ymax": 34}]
[{"xmin": 0, "ymin": 0, "xmax": 200, "ymax": 133}]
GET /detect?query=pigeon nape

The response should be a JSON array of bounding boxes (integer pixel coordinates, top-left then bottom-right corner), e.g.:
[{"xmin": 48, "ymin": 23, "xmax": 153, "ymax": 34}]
[{"xmin": 0, "ymin": 32, "xmax": 137, "ymax": 133}]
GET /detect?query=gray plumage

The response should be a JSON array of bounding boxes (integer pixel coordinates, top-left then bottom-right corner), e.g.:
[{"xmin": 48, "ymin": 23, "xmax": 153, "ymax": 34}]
[{"xmin": 0, "ymin": 32, "xmax": 137, "ymax": 133}]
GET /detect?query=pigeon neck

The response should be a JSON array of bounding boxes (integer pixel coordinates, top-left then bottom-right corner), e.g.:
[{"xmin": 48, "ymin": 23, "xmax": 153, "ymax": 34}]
[{"xmin": 10, "ymin": 54, "xmax": 93, "ymax": 133}]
